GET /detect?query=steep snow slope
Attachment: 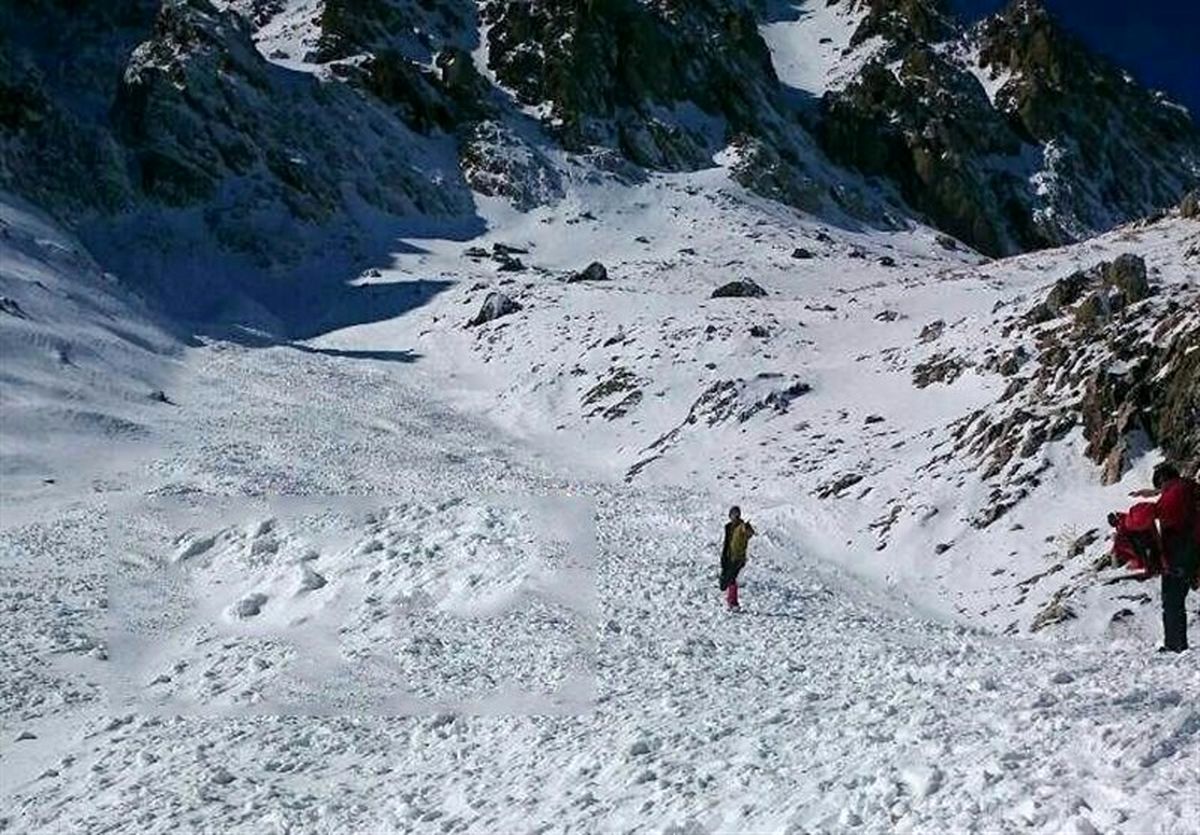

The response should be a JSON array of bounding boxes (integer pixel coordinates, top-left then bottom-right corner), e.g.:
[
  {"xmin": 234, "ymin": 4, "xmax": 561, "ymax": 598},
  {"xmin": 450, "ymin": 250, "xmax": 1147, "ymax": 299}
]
[
  {"xmin": 2, "ymin": 320, "xmax": 1197, "ymax": 834},
  {"xmin": 314, "ymin": 167, "xmax": 1199, "ymax": 638},
  {"xmin": 0, "ymin": 196, "xmax": 178, "ymax": 505},
  {"xmin": 759, "ymin": 0, "xmax": 877, "ymax": 96}
]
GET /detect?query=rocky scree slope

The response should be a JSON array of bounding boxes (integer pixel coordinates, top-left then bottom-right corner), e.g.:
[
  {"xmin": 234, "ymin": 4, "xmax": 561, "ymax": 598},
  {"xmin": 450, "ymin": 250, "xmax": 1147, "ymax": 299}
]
[{"xmin": 954, "ymin": 251, "xmax": 1200, "ymax": 491}]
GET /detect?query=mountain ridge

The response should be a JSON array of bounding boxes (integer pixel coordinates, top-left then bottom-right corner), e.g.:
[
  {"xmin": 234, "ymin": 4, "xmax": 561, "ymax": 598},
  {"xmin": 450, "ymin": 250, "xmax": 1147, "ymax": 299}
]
[{"xmin": 3, "ymin": 0, "xmax": 1196, "ymax": 293}]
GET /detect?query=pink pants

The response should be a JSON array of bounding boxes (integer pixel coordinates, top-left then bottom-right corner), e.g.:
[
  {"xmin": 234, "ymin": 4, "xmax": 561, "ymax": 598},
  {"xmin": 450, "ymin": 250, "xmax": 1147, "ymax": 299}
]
[{"xmin": 725, "ymin": 580, "xmax": 739, "ymax": 608}]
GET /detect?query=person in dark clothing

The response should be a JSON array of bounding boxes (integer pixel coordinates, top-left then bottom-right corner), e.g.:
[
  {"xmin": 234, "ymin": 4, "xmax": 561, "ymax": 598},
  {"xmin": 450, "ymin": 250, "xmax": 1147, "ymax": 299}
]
[
  {"xmin": 1150, "ymin": 463, "xmax": 1200, "ymax": 652},
  {"xmin": 719, "ymin": 506, "xmax": 755, "ymax": 611}
]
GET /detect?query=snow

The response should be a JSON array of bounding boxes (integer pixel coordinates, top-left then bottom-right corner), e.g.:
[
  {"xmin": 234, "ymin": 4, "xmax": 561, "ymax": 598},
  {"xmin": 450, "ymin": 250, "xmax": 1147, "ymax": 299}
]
[
  {"xmin": 2, "ymin": 314, "xmax": 1198, "ymax": 831},
  {"xmin": 233, "ymin": 0, "xmax": 325, "ymax": 72},
  {"xmin": 2, "ymin": 147, "xmax": 1199, "ymax": 831},
  {"xmin": 0, "ymin": 195, "xmax": 178, "ymax": 506},
  {"xmin": 322, "ymin": 166, "xmax": 1197, "ymax": 637},
  {"xmin": 954, "ymin": 37, "xmax": 1014, "ymax": 106},
  {"xmin": 759, "ymin": 0, "xmax": 879, "ymax": 96}
]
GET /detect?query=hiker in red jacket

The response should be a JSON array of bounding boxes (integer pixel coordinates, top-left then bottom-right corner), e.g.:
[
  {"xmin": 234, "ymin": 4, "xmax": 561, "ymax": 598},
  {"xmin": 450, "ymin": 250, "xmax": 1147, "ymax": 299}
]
[
  {"xmin": 1150, "ymin": 463, "xmax": 1200, "ymax": 652},
  {"xmin": 1108, "ymin": 503, "xmax": 1161, "ymax": 576}
]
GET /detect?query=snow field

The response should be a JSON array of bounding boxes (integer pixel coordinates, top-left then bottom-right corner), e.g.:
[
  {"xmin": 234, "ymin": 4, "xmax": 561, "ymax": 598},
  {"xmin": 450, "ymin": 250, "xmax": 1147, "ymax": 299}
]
[
  {"xmin": 106, "ymin": 493, "xmax": 596, "ymax": 714},
  {"xmin": 2, "ymin": 326, "xmax": 1197, "ymax": 833},
  {"xmin": 759, "ymin": 0, "xmax": 877, "ymax": 97}
]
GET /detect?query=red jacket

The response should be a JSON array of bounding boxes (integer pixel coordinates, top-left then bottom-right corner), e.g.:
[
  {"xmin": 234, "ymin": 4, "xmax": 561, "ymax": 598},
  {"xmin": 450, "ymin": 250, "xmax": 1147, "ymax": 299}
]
[
  {"xmin": 1112, "ymin": 502, "xmax": 1161, "ymax": 574},
  {"xmin": 1155, "ymin": 477, "xmax": 1200, "ymax": 568}
]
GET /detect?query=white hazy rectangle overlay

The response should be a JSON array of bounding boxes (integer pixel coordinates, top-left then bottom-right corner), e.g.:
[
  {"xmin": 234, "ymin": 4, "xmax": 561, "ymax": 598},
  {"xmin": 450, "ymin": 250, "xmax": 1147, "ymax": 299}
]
[{"xmin": 105, "ymin": 492, "xmax": 598, "ymax": 716}]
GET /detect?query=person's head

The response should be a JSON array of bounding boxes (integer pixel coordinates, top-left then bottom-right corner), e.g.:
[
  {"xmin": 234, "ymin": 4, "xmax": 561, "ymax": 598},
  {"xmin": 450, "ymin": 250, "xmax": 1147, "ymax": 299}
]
[
  {"xmin": 729, "ymin": 505, "xmax": 741, "ymax": 522},
  {"xmin": 1152, "ymin": 462, "xmax": 1181, "ymax": 489}
]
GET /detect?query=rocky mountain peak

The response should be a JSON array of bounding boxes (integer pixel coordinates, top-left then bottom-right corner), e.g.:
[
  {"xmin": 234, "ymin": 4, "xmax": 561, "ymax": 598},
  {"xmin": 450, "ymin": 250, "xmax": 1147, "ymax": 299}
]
[
  {"xmin": 2, "ymin": 0, "xmax": 1196, "ymax": 302},
  {"xmin": 976, "ymin": 1, "xmax": 1197, "ymax": 138},
  {"xmin": 817, "ymin": 0, "xmax": 1200, "ymax": 255},
  {"xmin": 479, "ymin": 0, "xmax": 782, "ymax": 169},
  {"xmin": 978, "ymin": 0, "xmax": 1121, "ymax": 95},
  {"xmin": 847, "ymin": 0, "xmax": 954, "ymax": 49}
]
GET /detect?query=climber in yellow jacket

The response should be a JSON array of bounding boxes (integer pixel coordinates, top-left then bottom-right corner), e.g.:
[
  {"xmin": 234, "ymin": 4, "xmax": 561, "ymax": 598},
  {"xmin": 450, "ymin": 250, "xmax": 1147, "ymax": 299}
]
[{"xmin": 719, "ymin": 505, "xmax": 755, "ymax": 611}]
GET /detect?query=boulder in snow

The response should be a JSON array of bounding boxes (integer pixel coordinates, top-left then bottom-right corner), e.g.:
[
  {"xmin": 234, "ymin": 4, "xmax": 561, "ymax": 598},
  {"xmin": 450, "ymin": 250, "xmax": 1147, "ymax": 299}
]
[
  {"xmin": 711, "ymin": 279, "xmax": 767, "ymax": 299},
  {"xmin": 918, "ymin": 319, "xmax": 945, "ymax": 343},
  {"xmin": 299, "ymin": 564, "xmax": 327, "ymax": 591},
  {"xmin": 1179, "ymin": 189, "xmax": 1200, "ymax": 219},
  {"xmin": 493, "ymin": 242, "xmax": 528, "ymax": 256},
  {"xmin": 0, "ymin": 296, "xmax": 28, "ymax": 318},
  {"xmin": 466, "ymin": 292, "xmax": 522, "ymax": 327},
  {"xmin": 1100, "ymin": 253, "xmax": 1149, "ymax": 305},
  {"xmin": 234, "ymin": 593, "xmax": 267, "ymax": 619},
  {"xmin": 568, "ymin": 261, "xmax": 609, "ymax": 283}
]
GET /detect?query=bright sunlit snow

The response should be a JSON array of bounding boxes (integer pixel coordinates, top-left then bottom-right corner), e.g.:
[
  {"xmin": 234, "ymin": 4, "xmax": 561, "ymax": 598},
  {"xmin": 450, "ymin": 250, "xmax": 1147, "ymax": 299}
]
[
  {"xmin": 2, "ymin": 172, "xmax": 1197, "ymax": 831},
  {"xmin": 760, "ymin": 0, "xmax": 879, "ymax": 96},
  {"xmin": 1, "ymin": 1, "xmax": 1198, "ymax": 831}
]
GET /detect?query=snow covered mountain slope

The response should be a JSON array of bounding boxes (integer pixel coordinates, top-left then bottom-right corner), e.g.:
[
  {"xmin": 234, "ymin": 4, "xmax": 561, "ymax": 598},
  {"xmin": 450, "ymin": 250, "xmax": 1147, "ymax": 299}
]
[
  {"xmin": 0, "ymin": 196, "xmax": 178, "ymax": 505},
  {"xmin": 310, "ymin": 168, "xmax": 1199, "ymax": 638},
  {"xmin": 4, "ymin": 0, "xmax": 1195, "ymax": 312},
  {"xmin": 1, "ymin": 0, "xmax": 478, "ymax": 325},
  {"xmin": 2, "ymin": 303, "xmax": 1198, "ymax": 834},
  {"xmin": 1, "ymin": 2, "xmax": 1199, "ymax": 832}
]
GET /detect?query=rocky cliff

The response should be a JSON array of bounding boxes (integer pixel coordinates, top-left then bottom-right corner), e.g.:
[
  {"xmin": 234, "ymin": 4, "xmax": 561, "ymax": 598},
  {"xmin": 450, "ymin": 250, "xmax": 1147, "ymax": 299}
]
[{"xmin": 818, "ymin": 0, "xmax": 1200, "ymax": 256}]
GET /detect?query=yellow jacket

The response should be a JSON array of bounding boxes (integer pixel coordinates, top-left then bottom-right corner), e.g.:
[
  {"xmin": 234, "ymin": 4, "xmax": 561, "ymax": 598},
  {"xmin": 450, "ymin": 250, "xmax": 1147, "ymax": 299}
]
[{"xmin": 723, "ymin": 520, "xmax": 754, "ymax": 564}]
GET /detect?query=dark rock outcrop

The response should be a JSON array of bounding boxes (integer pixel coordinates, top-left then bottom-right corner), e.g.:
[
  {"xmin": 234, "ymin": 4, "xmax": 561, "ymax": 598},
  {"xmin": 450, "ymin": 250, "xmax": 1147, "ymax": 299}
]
[
  {"xmin": 568, "ymin": 262, "xmax": 609, "ymax": 283},
  {"xmin": 819, "ymin": 0, "xmax": 1200, "ymax": 256},
  {"xmin": 1179, "ymin": 189, "xmax": 1200, "ymax": 220},
  {"xmin": 310, "ymin": 0, "xmax": 474, "ymax": 64},
  {"xmin": 466, "ymin": 291, "xmax": 523, "ymax": 327},
  {"xmin": 479, "ymin": 0, "xmax": 782, "ymax": 170},
  {"xmin": 820, "ymin": 46, "xmax": 1034, "ymax": 256},
  {"xmin": 848, "ymin": 0, "xmax": 955, "ymax": 49},
  {"xmin": 727, "ymin": 135, "xmax": 827, "ymax": 215},
  {"xmin": 959, "ymin": 254, "xmax": 1198, "ymax": 486},
  {"xmin": 913, "ymin": 352, "xmax": 968, "ymax": 388},
  {"xmin": 711, "ymin": 279, "xmax": 768, "ymax": 299}
]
